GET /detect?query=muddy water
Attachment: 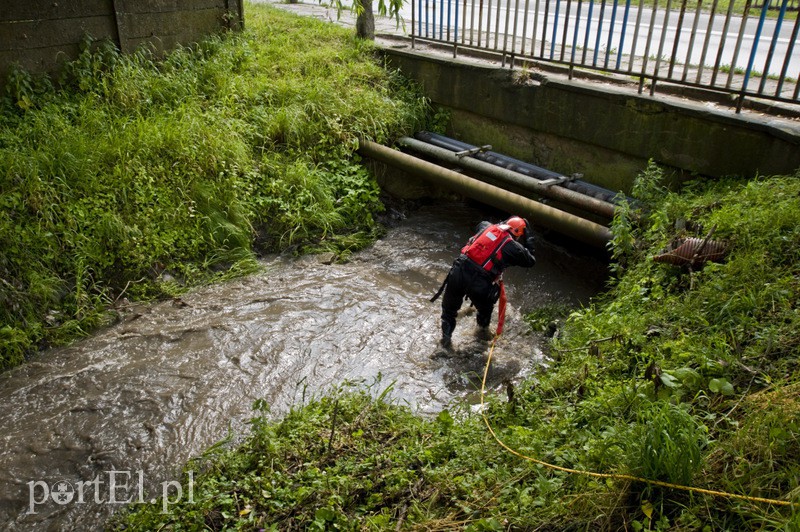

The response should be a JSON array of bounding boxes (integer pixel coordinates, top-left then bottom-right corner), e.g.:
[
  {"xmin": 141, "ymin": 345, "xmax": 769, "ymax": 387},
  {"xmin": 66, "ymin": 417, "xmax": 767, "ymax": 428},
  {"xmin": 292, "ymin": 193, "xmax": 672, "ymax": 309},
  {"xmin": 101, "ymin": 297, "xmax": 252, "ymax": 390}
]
[{"xmin": 0, "ymin": 202, "xmax": 607, "ymax": 530}]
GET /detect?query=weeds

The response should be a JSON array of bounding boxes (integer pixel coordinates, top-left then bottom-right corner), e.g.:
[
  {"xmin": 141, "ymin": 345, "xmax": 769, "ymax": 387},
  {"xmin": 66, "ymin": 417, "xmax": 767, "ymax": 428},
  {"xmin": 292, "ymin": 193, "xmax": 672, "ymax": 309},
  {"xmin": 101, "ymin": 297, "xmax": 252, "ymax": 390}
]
[
  {"xmin": 0, "ymin": 4, "xmax": 433, "ymax": 369},
  {"xmin": 535, "ymin": 167, "xmax": 800, "ymax": 527},
  {"xmin": 110, "ymin": 385, "xmax": 515, "ymax": 530},
  {"xmin": 113, "ymin": 167, "xmax": 800, "ymax": 529}
]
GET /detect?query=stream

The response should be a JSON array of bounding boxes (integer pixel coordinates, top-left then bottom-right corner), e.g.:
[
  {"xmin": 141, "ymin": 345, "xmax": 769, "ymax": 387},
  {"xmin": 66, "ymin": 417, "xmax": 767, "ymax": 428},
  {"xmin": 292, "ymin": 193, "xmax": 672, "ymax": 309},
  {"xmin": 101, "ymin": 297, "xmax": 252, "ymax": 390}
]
[{"xmin": 0, "ymin": 201, "xmax": 607, "ymax": 530}]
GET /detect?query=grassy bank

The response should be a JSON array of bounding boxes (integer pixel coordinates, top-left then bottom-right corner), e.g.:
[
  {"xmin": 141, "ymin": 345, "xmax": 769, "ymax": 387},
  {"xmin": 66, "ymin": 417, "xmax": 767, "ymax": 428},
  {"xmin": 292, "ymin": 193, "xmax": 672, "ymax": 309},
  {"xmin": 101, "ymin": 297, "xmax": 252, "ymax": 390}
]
[
  {"xmin": 114, "ymin": 167, "xmax": 800, "ymax": 530},
  {"xmin": 0, "ymin": 4, "xmax": 432, "ymax": 370}
]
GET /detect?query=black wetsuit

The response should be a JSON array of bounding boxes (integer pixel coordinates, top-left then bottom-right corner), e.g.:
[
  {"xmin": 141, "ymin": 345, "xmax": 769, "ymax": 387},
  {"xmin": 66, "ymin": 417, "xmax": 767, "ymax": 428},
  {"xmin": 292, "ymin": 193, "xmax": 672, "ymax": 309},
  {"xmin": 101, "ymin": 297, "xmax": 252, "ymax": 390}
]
[{"xmin": 439, "ymin": 222, "xmax": 536, "ymax": 341}]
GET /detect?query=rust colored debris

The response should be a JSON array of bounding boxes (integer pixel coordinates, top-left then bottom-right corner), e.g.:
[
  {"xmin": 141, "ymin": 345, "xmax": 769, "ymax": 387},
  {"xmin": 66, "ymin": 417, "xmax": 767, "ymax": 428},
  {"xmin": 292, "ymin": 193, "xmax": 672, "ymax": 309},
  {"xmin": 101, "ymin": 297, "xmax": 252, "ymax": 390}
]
[{"xmin": 653, "ymin": 237, "xmax": 728, "ymax": 267}]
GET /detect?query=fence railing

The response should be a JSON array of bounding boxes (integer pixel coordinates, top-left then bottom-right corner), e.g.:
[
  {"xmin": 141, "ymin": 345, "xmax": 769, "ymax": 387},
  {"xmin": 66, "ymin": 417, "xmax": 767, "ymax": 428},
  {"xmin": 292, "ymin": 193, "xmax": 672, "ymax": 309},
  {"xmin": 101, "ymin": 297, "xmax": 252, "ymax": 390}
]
[{"xmin": 410, "ymin": 0, "xmax": 800, "ymax": 111}]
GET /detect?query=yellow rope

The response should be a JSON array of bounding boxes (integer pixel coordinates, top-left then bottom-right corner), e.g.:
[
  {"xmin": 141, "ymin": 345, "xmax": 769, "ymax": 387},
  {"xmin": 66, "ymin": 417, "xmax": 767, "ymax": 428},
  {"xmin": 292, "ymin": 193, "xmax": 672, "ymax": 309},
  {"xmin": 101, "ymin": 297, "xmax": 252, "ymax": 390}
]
[{"xmin": 479, "ymin": 336, "xmax": 795, "ymax": 508}]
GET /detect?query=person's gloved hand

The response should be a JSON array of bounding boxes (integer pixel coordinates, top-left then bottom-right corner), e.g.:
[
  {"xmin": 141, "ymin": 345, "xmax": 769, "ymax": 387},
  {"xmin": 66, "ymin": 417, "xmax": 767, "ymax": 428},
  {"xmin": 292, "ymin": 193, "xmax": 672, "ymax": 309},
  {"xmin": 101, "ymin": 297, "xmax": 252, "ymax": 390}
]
[
  {"xmin": 521, "ymin": 219, "xmax": 533, "ymax": 238},
  {"xmin": 525, "ymin": 236, "xmax": 536, "ymax": 252}
]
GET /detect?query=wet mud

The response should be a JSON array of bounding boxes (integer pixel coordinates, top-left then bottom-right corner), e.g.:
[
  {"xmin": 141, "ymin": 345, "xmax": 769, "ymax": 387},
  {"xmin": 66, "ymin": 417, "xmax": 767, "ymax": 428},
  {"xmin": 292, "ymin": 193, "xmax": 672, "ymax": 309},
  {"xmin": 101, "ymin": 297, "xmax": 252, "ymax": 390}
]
[{"xmin": 0, "ymin": 201, "xmax": 607, "ymax": 530}]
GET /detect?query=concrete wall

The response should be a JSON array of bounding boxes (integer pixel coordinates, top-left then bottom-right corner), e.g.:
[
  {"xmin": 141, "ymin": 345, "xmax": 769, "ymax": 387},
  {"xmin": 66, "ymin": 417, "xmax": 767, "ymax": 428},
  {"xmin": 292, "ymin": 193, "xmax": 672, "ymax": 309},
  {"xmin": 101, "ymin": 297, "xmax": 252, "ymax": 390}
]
[
  {"xmin": 0, "ymin": 0, "xmax": 244, "ymax": 85},
  {"xmin": 381, "ymin": 48, "xmax": 800, "ymax": 192}
]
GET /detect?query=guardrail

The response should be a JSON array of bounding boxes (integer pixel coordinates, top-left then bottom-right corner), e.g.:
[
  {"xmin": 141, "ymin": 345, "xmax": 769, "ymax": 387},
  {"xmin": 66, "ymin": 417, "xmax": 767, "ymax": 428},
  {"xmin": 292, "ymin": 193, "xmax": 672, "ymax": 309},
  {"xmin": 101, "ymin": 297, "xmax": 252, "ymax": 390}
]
[{"xmin": 411, "ymin": 0, "xmax": 800, "ymax": 111}]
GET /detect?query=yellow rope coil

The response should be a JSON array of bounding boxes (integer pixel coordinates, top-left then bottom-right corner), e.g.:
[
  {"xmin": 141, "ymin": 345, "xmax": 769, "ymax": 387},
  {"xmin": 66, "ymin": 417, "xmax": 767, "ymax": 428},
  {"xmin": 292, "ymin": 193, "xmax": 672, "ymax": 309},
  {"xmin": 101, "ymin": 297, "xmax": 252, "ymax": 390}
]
[{"xmin": 479, "ymin": 337, "xmax": 794, "ymax": 508}]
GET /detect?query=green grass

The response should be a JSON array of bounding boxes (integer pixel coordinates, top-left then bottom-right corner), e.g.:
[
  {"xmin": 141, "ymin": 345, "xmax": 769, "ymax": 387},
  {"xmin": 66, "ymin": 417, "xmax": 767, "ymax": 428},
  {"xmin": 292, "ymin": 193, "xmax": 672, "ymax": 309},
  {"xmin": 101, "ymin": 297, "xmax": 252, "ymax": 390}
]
[
  {"xmin": 112, "ymin": 165, "xmax": 800, "ymax": 530},
  {"xmin": 0, "ymin": 3, "xmax": 434, "ymax": 370},
  {"xmin": 641, "ymin": 0, "xmax": 797, "ymax": 20}
]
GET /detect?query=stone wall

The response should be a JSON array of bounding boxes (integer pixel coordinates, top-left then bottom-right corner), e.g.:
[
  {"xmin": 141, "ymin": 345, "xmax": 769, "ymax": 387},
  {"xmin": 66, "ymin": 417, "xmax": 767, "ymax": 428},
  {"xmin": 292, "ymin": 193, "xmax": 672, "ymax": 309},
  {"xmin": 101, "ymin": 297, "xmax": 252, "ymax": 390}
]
[{"xmin": 1, "ymin": 0, "xmax": 244, "ymax": 86}]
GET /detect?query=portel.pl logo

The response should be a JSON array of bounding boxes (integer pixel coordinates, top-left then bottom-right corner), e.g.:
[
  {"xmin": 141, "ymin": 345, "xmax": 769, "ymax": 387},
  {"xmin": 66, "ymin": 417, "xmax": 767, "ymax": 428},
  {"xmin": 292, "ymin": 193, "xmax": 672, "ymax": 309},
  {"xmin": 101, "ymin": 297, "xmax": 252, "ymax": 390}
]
[{"xmin": 27, "ymin": 470, "xmax": 194, "ymax": 514}]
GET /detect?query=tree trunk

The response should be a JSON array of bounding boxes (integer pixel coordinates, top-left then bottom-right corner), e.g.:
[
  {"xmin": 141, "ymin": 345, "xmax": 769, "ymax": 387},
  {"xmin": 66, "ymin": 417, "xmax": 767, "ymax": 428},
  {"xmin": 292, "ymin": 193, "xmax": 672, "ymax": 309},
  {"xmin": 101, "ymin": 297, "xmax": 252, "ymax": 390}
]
[{"xmin": 356, "ymin": 0, "xmax": 375, "ymax": 40}]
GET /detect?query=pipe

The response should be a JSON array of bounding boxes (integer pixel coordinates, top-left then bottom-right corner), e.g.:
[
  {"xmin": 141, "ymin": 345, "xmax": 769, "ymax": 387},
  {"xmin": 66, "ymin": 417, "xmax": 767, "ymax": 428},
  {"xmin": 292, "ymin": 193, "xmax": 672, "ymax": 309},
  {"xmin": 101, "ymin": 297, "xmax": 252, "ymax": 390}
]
[
  {"xmin": 414, "ymin": 131, "xmax": 624, "ymax": 204},
  {"xmin": 358, "ymin": 139, "xmax": 612, "ymax": 248},
  {"xmin": 398, "ymin": 136, "xmax": 617, "ymax": 219}
]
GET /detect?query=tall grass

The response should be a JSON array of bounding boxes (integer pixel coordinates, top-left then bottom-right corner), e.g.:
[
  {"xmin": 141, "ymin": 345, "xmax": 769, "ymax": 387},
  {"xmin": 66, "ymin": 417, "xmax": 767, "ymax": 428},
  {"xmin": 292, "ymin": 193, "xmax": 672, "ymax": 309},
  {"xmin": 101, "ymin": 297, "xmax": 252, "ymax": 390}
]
[
  {"xmin": 0, "ymin": 4, "xmax": 432, "ymax": 369},
  {"xmin": 539, "ymin": 168, "xmax": 800, "ymax": 527}
]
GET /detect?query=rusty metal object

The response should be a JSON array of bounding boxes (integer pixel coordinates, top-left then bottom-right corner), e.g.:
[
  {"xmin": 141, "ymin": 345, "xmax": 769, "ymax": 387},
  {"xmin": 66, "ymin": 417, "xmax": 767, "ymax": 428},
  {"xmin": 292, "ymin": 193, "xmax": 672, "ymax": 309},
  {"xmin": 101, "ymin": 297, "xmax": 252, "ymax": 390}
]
[{"xmin": 653, "ymin": 237, "xmax": 728, "ymax": 267}]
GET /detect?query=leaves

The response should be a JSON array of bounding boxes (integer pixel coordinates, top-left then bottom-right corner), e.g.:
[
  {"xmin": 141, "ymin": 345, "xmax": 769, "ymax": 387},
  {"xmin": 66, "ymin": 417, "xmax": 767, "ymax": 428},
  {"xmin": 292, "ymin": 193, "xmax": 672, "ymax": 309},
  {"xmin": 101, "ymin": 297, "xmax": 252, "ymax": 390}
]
[
  {"xmin": 708, "ymin": 378, "xmax": 735, "ymax": 396},
  {"xmin": 641, "ymin": 499, "xmax": 654, "ymax": 519}
]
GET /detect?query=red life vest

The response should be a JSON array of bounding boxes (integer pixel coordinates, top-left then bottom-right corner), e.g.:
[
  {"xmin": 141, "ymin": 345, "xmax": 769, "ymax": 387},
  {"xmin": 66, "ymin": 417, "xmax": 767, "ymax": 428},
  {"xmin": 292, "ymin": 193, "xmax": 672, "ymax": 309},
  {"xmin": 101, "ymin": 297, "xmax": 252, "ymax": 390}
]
[{"xmin": 461, "ymin": 224, "xmax": 512, "ymax": 276}]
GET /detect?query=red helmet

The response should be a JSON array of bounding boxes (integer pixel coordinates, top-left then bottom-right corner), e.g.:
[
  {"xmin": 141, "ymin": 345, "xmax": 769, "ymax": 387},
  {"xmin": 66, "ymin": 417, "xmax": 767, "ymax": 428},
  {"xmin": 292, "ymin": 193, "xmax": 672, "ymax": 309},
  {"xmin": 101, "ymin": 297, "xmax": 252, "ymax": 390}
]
[{"xmin": 502, "ymin": 216, "xmax": 527, "ymax": 237}]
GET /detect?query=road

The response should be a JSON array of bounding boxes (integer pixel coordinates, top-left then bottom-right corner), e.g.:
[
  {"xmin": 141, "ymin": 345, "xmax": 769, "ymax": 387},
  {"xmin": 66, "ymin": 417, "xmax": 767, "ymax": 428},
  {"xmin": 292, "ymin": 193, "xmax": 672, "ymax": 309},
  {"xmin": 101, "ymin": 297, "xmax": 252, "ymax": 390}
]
[{"xmin": 406, "ymin": 0, "xmax": 799, "ymax": 80}]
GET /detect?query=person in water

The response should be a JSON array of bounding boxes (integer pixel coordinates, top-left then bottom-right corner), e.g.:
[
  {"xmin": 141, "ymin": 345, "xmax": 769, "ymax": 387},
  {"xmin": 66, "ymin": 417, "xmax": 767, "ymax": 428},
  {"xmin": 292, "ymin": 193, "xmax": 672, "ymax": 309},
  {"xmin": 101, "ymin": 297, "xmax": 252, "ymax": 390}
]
[{"xmin": 433, "ymin": 216, "xmax": 536, "ymax": 348}]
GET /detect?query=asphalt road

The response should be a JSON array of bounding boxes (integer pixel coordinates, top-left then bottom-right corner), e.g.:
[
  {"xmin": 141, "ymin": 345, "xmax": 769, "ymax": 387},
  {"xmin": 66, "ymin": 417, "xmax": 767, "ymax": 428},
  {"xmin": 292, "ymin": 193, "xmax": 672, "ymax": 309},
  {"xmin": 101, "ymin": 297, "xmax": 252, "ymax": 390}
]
[{"xmin": 405, "ymin": 0, "xmax": 799, "ymax": 78}]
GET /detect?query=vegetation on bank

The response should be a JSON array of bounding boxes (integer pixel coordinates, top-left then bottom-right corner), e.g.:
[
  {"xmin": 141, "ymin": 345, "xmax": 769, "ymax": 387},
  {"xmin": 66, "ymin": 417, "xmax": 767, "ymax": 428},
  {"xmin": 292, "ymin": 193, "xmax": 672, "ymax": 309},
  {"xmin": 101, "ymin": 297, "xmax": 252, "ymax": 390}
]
[
  {"xmin": 114, "ymin": 167, "xmax": 800, "ymax": 530},
  {"xmin": 645, "ymin": 0, "xmax": 797, "ymax": 20},
  {"xmin": 0, "ymin": 4, "xmax": 432, "ymax": 370}
]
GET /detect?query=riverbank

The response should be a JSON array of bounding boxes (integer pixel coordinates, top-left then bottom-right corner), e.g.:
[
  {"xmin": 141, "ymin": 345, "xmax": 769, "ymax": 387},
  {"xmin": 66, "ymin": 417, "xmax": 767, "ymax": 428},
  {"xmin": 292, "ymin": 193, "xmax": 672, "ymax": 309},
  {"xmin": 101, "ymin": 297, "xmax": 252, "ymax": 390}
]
[
  {"xmin": 3, "ymin": 2, "xmax": 797, "ymax": 529},
  {"xmin": 1, "ymin": 199, "xmax": 610, "ymax": 530},
  {"xmin": 114, "ymin": 166, "xmax": 800, "ymax": 530},
  {"xmin": 0, "ymin": 3, "xmax": 432, "ymax": 371}
]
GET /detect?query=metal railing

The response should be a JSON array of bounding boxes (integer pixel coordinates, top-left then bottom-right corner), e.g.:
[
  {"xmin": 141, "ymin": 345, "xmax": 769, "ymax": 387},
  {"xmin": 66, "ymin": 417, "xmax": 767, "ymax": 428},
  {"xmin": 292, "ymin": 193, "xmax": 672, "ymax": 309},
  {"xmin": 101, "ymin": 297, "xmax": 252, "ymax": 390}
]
[{"xmin": 410, "ymin": 0, "xmax": 800, "ymax": 110}]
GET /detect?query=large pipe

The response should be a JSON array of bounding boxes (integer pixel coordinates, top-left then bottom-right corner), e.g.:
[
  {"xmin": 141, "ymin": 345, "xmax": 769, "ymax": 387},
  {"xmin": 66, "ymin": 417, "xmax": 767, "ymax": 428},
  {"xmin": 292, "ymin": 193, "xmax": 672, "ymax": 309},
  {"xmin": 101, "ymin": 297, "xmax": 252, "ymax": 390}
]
[
  {"xmin": 397, "ymin": 136, "xmax": 617, "ymax": 219},
  {"xmin": 358, "ymin": 139, "xmax": 612, "ymax": 248},
  {"xmin": 414, "ymin": 131, "xmax": 624, "ymax": 204}
]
